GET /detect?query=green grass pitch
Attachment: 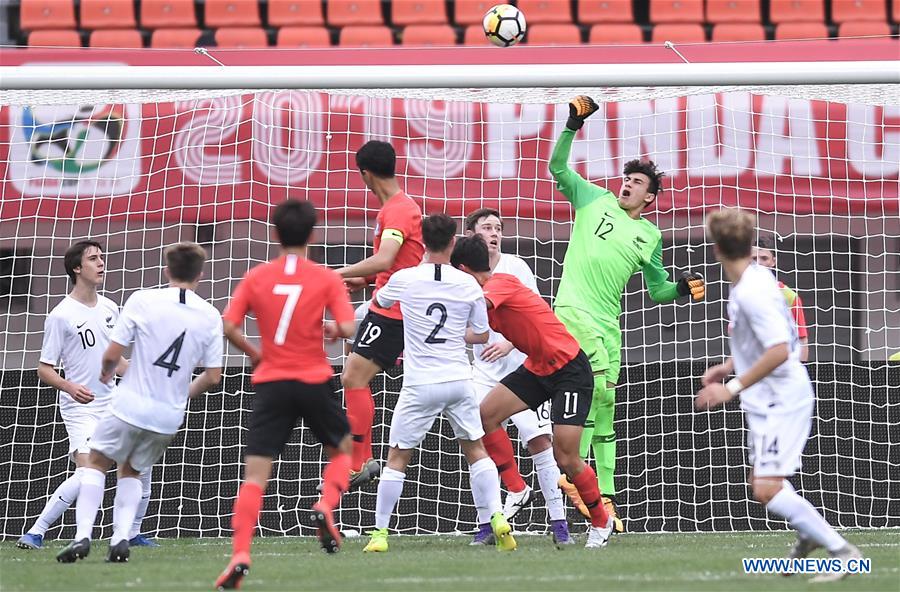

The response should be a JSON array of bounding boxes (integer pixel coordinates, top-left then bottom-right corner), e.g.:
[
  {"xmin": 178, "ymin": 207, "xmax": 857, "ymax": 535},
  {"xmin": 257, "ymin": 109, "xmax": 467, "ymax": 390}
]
[{"xmin": 2, "ymin": 530, "xmax": 898, "ymax": 591}]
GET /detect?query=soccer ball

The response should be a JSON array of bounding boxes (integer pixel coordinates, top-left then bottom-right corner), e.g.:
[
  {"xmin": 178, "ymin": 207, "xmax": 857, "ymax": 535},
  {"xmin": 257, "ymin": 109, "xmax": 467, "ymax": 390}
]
[{"xmin": 482, "ymin": 4, "xmax": 527, "ymax": 47}]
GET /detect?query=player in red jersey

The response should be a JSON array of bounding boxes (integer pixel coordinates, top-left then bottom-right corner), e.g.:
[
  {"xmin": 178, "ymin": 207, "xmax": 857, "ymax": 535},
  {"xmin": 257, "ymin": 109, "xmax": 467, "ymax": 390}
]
[
  {"xmin": 215, "ymin": 200, "xmax": 356, "ymax": 590},
  {"xmin": 336, "ymin": 141, "xmax": 424, "ymax": 488},
  {"xmin": 451, "ymin": 235, "xmax": 615, "ymax": 549}
]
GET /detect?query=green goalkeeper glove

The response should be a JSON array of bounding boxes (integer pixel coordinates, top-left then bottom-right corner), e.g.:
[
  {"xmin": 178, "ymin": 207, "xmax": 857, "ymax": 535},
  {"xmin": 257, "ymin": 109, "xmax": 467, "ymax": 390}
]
[
  {"xmin": 566, "ymin": 95, "xmax": 600, "ymax": 131},
  {"xmin": 677, "ymin": 272, "xmax": 705, "ymax": 301}
]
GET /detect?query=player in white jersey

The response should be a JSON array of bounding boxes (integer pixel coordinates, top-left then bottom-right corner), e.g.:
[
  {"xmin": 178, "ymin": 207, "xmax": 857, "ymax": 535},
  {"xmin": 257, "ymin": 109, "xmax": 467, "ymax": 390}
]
[
  {"xmin": 56, "ymin": 242, "xmax": 223, "ymax": 564},
  {"xmin": 698, "ymin": 210, "xmax": 861, "ymax": 582},
  {"xmin": 463, "ymin": 208, "xmax": 569, "ymax": 544},
  {"xmin": 362, "ymin": 213, "xmax": 515, "ymax": 554},
  {"xmin": 17, "ymin": 241, "xmax": 156, "ymax": 550}
]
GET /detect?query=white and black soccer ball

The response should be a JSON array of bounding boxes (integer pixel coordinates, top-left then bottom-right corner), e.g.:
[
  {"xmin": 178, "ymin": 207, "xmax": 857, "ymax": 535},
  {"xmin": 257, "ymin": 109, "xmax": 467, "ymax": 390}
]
[{"xmin": 482, "ymin": 4, "xmax": 527, "ymax": 47}]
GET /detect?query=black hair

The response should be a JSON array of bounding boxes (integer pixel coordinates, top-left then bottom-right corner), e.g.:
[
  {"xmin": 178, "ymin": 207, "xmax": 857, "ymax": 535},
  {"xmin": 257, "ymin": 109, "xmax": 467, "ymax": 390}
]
[
  {"xmin": 623, "ymin": 159, "xmax": 665, "ymax": 196},
  {"xmin": 422, "ymin": 213, "xmax": 457, "ymax": 252},
  {"xmin": 754, "ymin": 235, "xmax": 776, "ymax": 252},
  {"xmin": 272, "ymin": 199, "xmax": 317, "ymax": 247},
  {"xmin": 355, "ymin": 140, "xmax": 396, "ymax": 178},
  {"xmin": 64, "ymin": 240, "xmax": 103, "ymax": 284},
  {"xmin": 450, "ymin": 235, "xmax": 490, "ymax": 272}
]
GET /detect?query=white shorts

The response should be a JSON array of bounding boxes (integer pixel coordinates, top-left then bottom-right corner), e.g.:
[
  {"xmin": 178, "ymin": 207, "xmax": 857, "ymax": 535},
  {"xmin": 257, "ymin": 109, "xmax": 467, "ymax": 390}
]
[
  {"xmin": 746, "ymin": 402, "xmax": 814, "ymax": 478},
  {"xmin": 59, "ymin": 404, "xmax": 106, "ymax": 461},
  {"xmin": 90, "ymin": 414, "xmax": 174, "ymax": 473},
  {"xmin": 473, "ymin": 381, "xmax": 552, "ymax": 446},
  {"xmin": 389, "ymin": 380, "xmax": 484, "ymax": 449}
]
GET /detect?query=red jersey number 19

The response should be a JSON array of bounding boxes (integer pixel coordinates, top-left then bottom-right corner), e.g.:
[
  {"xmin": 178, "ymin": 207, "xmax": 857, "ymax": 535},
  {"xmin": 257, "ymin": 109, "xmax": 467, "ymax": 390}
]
[{"xmin": 273, "ymin": 284, "xmax": 303, "ymax": 345}]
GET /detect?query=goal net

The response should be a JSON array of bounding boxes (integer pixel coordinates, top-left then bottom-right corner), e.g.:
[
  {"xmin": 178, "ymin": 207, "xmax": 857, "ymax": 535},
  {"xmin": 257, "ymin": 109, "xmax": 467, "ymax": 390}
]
[{"xmin": 1, "ymin": 46, "xmax": 898, "ymax": 539}]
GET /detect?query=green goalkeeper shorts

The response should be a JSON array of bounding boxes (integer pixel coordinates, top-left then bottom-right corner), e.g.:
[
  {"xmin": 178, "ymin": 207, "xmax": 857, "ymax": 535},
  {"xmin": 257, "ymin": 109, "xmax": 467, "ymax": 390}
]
[{"xmin": 555, "ymin": 306, "xmax": 621, "ymax": 387}]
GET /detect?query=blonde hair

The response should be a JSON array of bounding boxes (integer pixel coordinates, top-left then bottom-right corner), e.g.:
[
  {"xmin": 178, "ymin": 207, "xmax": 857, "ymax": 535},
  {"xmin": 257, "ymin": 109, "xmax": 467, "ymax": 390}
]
[{"xmin": 706, "ymin": 209, "xmax": 756, "ymax": 260}]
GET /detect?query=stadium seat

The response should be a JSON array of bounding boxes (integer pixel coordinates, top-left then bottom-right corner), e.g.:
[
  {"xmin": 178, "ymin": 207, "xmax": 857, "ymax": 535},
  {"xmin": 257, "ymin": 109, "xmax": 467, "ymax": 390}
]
[
  {"xmin": 831, "ymin": 0, "xmax": 887, "ymax": 23},
  {"xmin": 277, "ymin": 26, "xmax": 332, "ymax": 46},
  {"xmin": 80, "ymin": 0, "xmax": 137, "ymax": 29},
  {"xmin": 214, "ymin": 26, "xmax": 269, "ymax": 47},
  {"xmin": 205, "ymin": 0, "xmax": 261, "ymax": 28},
  {"xmin": 20, "ymin": 0, "xmax": 76, "ymax": 31},
  {"xmin": 774, "ymin": 21, "xmax": 830, "ymax": 38},
  {"xmin": 392, "ymin": 0, "xmax": 448, "ymax": 25},
  {"xmin": 401, "ymin": 25, "xmax": 457, "ymax": 45},
  {"xmin": 705, "ymin": 0, "xmax": 761, "ymax": 23},
  {"xmin": 454, "ymin": 0, "xmax": 496, "ymax": 25},
  {"xmin": 516, "ymin": 0, "xmax": 574, "ymax": 24},
  {"xmin": 588, "ymin": 23, "xmax": 644, "ymax": 43},
  {"xmin": 769, "ymin": 0, "xmax": 825, "ymax": 23},
  {"xmin": 268, "ymin": 0, "xmax": 325, "ymax": 26},
  {"xmin": 837, "ymin": 20, "xmax": 891, "ymax": 36},
  {"xmin": 89, "ymin": 28, "xmax": 144, "ymax": 48},
  {"xmin": 650, "ymin": 0, "xmax": 704, "ymax": 23},
  {"xmin": 327, "ymin": 0, "xmax": 383, "ymax": 26},
  {"xmin": 151, "ymin": 27, "xmax": 202, "ymax": 47},
  {"xmin": 526, "ymin": 23, "xmax": 582, "ymax": 44},
  {"xmin": 711, "ymin": 23, "xmax": 766, "ymax": 40},
  {"xmin": 895, "ymin": 0, "xmax": 900, "ymax": 22},
  {"xmin": 577, "ymin": 0, "xmax": 634, "ymax": 24},
  {"xmin": 463, "ymin": 24, "xmax": 490, "ymax": 45},
  {"xmin": 339, "ymin": 25, "xmax": 394, "ymax": 46},
  {"xmin": 652, "ymin": 23, "xmax": 707, "ymax": 42},
  {"xmin": 27, "ymin": 28, "xmax": 82, "ymax": 47},
  {"xmin": 140, "ymin": 0, "xmax": 198, "ymax": 29}
]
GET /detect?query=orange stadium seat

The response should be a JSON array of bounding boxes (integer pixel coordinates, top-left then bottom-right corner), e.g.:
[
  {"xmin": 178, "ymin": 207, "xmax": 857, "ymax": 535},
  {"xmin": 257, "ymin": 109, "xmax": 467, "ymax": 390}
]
[
  {"xmin": 205, "ymin": 0, "xmax": 261, "ymax": 28},
  {"xmin": 652, "ymin": 23, "xmax": 707, "ymax": 42},
  {"xmin": 463, "ymin": 24, "xmax": 490, "ymax": 44},
  {"xmin": 327, "ymin": 0, "xmax": 383, "ymax": 26},
  {"xmin": 214, "ymin": 26, "xmax": 269, "ymax": 47},
  {"xmin": 140, "ymin": 0, "xmax": 198, "ymax": 29},
  {"xmin": 277, "ymin": 26, "xmax": 332, "ymax": 46},
  {"xmin": 837, "ymin": 20, "xmax": 891, "ymax": 36},
  {"xmin": 392, "ymin": 0, "xmax": 448, "ymax": 25},
  {"xmin": 711, "ymin": 23, "xmax": 766, "ymax": 40},
  {"xmin": 268, "ymin": 0, "xmax": 325, "ymax": 26},
  {"xmin": 151, "ymin": 27, "xmax": 202, "ymax": 47},
  {"xmin": 577, "ymin": 0, "xmax": 634, "ymax": 24},
  {"xmin": 526, "ymin": 23, "xmax": 582, "ymax": 44},
  {"xmin": 80, "ymin": 0, "xmax": 137, "ymax": 29},
  {"xmin": 20, "ymin": 0, "xmax": 76, "ymax": 30},
  {"xmin": 831, "ymin": 0, "xmax": 887, "ymax": 23},
  {"xmin": 769, "ymin": 0, "xmax": 825, "ymax": 23},
  {"xmin": 28, "ymin": 29, "xmax": 82, "ymax": 46},
  {"xmin": 706, "ymin": 0, "xmax": 761, "ymax": 23},
  {"xmin": 588, "ymin": 23, "xmax": 644, "ymax": 43},
  {"xmin": 401, "ymin": 25, "xmax": 457, "ymax": 45},
  {"xmin": 774, "ymin": 21, "xmax": 830, "ymax": 38},
  {"xmin": 89, "ymin": 28, "xmax": 144, "ymax": 48},
  {"xmin": 339, "ymin": 25, "xmax": 394, "ymax": 46},
  {"xmin": 516, "ymin": 0, "xmax": 574, "ymax": 24},
  {"xmin": 650, "ymin": 0, "xmax": 704, "ymax": 23},
  {"xmin": 455, "ymin": 0, "xmax": 495, "ymax": 25}
]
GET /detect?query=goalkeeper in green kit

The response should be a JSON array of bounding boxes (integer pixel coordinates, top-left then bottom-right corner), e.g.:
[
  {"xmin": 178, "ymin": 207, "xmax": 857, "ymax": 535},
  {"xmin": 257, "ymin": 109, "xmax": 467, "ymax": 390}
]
[{"xmin": 550, "ymin": 96, "xmax": 706, "ymax": 533}]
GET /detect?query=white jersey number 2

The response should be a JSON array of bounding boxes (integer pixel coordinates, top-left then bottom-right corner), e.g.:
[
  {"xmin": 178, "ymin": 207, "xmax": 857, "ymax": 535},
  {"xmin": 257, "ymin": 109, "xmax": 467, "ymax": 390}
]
[{"xmin": 273, "ymin": 284, "xmax": 303, "ymax": 345}]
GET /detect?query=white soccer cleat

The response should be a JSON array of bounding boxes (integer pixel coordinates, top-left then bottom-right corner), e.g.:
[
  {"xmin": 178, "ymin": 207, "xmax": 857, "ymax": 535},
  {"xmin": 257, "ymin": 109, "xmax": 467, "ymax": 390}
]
[
  {"xmin": 810, "ymin": 543, "xmax": 863, "ymax": 583},
  {"xmin": 782, "ymin": 535, "xmax": 822, "ymax": 577},
  {"xmin": 584, "ymin": 517, "xmax": 614, "ymax": 549},
  {"xmin": 502, "ymin": 485, "xmax": 534, "ymax": 520}
]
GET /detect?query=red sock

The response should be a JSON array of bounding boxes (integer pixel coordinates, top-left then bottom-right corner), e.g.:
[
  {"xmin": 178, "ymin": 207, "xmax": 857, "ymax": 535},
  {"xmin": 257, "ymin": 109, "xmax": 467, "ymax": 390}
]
[
  {"xmin": 231, "ymin": 481, "xmax": 263, "ymax": 558},
  {"xmin": 318, "ymin": 453, "xmax": 351, "ymax": 511},
  {"xmin": 482, "ymin": 428, "xmax": 527, "ymax": 493},
  {"xmin": 344, "ymin": 387, "xmax": 374, "ymax": 469},
  {"xmin": 572, "ymin": 464, "xmax": 610, "ymax": 528}
]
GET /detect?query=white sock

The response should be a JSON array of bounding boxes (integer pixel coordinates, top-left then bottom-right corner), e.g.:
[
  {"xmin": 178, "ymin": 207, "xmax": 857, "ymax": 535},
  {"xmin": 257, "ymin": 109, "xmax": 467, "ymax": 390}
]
[
  {"xmin": 74, "ymin": 468, "xmax": 105, "ymax": 541},
  {"xmin": 27, "ymin": 468, "xmax": 84, "ymax": 536},
  {"xmin": 469, "ymin": 457, "xmax": 502, "ymax": 525},
  {"xmin": 374, "ymin": 468, "xmax": 405, "ymax": 530},
  {"xmin": 766, "ymin": 481, "xmax": 846, "ymax": 553},
  {"xmin": 531, "ymin": 448, "xmax": 565, "ymax": 522},
  {"xmin": 129, "ymin": 470, "xmax": 153, "ymax": 539},
  {"xmin": 111, "ymin": 477, "xmax": 142, "ymax": 545}
]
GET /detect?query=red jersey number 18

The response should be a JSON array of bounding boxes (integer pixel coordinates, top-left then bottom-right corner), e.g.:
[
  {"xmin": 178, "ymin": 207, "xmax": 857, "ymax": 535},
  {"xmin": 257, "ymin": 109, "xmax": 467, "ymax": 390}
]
[{"xmin": 273, "ymin": 284, "xmax": 303, "ymax": 345}]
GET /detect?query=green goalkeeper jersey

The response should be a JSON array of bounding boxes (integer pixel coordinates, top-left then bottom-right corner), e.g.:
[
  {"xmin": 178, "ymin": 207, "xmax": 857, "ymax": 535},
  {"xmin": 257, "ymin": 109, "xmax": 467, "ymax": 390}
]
[{"xmin": 550, "ymin": 128, "xmax": 680, "ymax": 321}]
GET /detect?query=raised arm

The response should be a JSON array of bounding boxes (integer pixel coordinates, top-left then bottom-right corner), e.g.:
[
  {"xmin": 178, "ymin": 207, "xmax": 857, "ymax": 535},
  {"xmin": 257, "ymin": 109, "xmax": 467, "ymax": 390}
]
[{"xmin": 549, "ymin": 96, "xmax": 604, "ymax": 210}]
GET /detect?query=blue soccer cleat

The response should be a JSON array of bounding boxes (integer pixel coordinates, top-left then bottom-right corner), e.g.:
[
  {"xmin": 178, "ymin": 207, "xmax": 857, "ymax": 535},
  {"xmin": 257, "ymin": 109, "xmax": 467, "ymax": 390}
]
[
  {"xmin": 16, "ymin": 533, "xmax": 43, "ymax": 550},
  {"xmin": 128, "ymin": 534, "xmax": 160, "ymax": 547}
]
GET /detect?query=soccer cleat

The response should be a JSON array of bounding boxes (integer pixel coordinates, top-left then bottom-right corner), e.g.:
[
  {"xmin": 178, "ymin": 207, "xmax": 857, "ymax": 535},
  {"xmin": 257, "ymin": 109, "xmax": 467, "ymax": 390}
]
[
  {"xmin": 363, "ymin": 528, "xmax": 388, "ymax": 553},
  {"xmin": 309, "ymin": 505, "xmax": 341, "ymax": 554},
  {"xmin": 810, "ymin": 543, "xmax": 863, "ymax": 583},
  {"xmin": 16, "ymin": 533, "xmax": 43, "ymax": 550},
  {"xmin": 585, "ymin": 517, "xmax": 614, "ymax": 549},
  {"xmin": 781, "ymin": 535, "xmax": 821, "ymax": 577},
  {"xmin": 348, "ymin": 459, "xmax": 381, "ymax": 492},
  {"xmin": 106, "ymin": 539, "xmax": 130, "ymax": 563},
  {"xmin": 558, "ymin": 475, "xmax": 590, "ymax": 519},
  {"xmin": 490, "ymin": 512, "xmax": 517, "ymax": 552},
  {"xmin": 215, "ymin": 554, "xmax": 250, "ymax": 591},
  {"xmin": 56, "ymin": 538, "xmax": 91, "ymax": 563},
  {"xmin": 128, "ymin": 534, "xmax": 160, "ymax": 547},
  {"xmin": 602, "ymin": 495, "xmax": 625, "ymax": 534},
  {"xmin": 550, "ymin": 519, "xmax": 574, "ymax": 548},
  {"xmin": 469, "ymin": 523, "xmax": 494, "ymax": 546},
  {"xmin": 502, "ymin": 485, "xmax": 534, "ymax": 521}
]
